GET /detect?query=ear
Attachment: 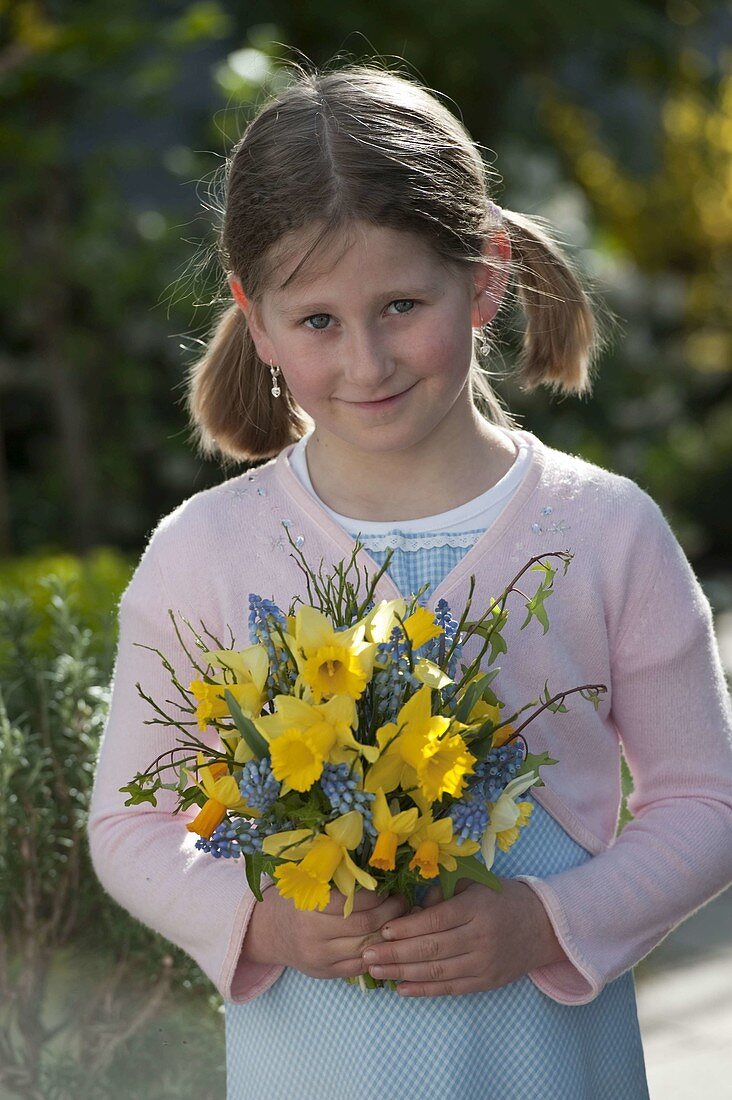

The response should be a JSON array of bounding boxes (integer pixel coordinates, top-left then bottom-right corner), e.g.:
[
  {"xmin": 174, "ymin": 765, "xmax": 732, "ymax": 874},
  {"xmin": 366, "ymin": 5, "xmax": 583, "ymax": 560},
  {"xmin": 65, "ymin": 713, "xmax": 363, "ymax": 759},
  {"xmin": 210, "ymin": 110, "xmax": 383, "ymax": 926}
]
[
  {"xmin": 227, "ymin": 273, "xmax": 276, "ymax": 364},
  {"xmin": 471, "ymin": 228, "xmax": 512, "ymax": 328},
  {"xmin": 227, "ymin": 272, "xmax": 250, "ymax": 313}
]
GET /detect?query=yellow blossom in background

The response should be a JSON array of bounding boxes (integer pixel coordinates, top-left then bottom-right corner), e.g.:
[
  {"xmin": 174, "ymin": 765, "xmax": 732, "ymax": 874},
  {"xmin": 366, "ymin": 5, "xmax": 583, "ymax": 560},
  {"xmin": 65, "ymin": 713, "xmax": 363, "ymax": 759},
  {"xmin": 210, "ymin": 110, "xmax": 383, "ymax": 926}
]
[
  {"xmin": 407, "ymin": 808, "xmax": 480, "ymax": 879},
  {"xmin": 292, "ymin": 606, "xmax": 377, "ymax": 704},
  {"xmin": 481, "ymin": 772, "xmax": 539, "ymax": 869},
  {"xmin": 204, "ymin": 643, "xmax": 269, "ymax": 707},
  {"xmin": 184, "ymin": 752, "xmax": 259, "ymax": 839},
  {"xmin": 263, "ymin": 810, "xmax": 377, "ymax": 916},
  {"xmin": 368, "ymin": 788, "xmax": 420, "ymax": 871}
]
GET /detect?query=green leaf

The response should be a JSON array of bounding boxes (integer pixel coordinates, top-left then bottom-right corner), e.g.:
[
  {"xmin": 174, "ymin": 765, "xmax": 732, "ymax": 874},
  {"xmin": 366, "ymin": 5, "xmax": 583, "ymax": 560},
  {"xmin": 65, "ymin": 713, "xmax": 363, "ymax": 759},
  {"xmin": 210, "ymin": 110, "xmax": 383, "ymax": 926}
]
[
  {"xmin": 454, "ymin": 672, "xmax": 494, "ymax": 722},
  {"xmin": 245, "ymin": 853, "xmax": 265, "ymax": 902},
  {"xmin": 118, "ymin": 781, "xmax": 159, "ymax": 807},
  {"xmin": 438, "ymin": 855, "xmax": 503, "ymax": 900},
  {"xmin": 224, "ymin": 690, "xmax": 269, "ymax": 759},
  {"xmin": 520, "ymin": 583, "xmax": 553, "ymax": 634},
  {"xmin": 516, "ymin": 750, "xmax": 559, "ymax": 787}
]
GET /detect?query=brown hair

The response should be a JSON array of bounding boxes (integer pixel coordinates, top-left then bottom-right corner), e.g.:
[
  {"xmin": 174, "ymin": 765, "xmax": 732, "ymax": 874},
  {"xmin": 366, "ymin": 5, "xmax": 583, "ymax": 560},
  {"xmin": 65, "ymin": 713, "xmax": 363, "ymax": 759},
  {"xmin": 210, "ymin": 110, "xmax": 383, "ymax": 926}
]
[{"xmin": 185, "ymin": 58, "xmax": 613, "ymax": 465}]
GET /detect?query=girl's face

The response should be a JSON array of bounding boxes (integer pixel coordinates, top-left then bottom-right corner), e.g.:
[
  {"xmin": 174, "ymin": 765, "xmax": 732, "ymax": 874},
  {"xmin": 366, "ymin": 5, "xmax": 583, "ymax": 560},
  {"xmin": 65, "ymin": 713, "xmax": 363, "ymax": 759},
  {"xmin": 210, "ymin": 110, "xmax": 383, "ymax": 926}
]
[{"xmin": 233, "ymin": 221, "xmax": 508, "ymax": 458}]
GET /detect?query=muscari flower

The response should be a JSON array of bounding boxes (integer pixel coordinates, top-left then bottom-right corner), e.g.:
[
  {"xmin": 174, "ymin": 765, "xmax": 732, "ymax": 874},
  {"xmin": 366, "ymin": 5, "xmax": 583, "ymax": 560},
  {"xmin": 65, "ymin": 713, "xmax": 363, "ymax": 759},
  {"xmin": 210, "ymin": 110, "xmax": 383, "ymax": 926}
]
[
  {"xmin": 263, "ymin": 810, "xmax": 378, "ymax": 917},
  {"xmin": 366, "ymin": 599, "xmax": 452, "ymax": 690}
]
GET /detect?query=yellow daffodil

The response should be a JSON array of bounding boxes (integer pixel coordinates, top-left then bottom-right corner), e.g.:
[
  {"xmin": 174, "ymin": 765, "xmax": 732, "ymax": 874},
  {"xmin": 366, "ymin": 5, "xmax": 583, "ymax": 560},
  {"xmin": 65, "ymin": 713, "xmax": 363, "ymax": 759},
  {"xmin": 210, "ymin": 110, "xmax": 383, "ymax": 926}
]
[
  {"xmin": 466, "ymin": 696, "xmax": 515, "ymax": 748},
  {"xmin": 190, "ymin": 643, "xmax": 270, "ymax": 755},
  {"xmin": 263, "ymin": 811, "xmax": 378, "ymax": 916},
  {"xmin": 364, "ymin": 685, "xmax": 475, "ymax": 802},
  {"xmin": 184, "ymin": 752, "xmax": 259, "ymax": 839},
  {"xmin": 417, "ymin": 728, "xmax": 476, "ymax": 802},
  {"xmin": 407, "ymin": 808, "xmax": 480, "ymax": 879},
  {"xmin": 189, "ymin": 679, "xmax": 261, "ymax": 733},
  {"xmin": 365, "ymin": 598, "xmax": 443, "ymax": 651},
  {"xmin": 412, "ymin": 658, "xmax": 454, "ymax": 690},
  {"xmin": 292, "ymin": 606, "xmax": 377, "ymax": 704},
  {"xmin": 481, "ymin": 772, "xmax": 539, "ymax": 868},
  {"xmin": 254, "ymin": 694, "xmax": 377, "ymax": 793},
  {"xmin": 368, "ymin": 788, "xmax": 420, "ymax": 871}
]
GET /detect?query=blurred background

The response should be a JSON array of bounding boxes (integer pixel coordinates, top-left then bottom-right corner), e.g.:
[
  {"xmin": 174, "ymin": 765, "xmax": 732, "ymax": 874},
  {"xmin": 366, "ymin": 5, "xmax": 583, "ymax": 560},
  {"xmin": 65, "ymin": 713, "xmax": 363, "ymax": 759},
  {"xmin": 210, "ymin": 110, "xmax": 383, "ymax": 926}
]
[{"xmin": 1, "ymin": 1, "xmax": 730, "ymax": 1097}]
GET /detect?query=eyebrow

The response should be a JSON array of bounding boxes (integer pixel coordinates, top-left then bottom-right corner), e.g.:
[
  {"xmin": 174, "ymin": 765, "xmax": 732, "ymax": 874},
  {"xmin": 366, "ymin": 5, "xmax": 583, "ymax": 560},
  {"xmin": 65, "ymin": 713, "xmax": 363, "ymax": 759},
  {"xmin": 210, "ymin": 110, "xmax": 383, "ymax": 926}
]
[{"xmin": 278, "ymin": 285, "xmax": 441, "ymax": 316}]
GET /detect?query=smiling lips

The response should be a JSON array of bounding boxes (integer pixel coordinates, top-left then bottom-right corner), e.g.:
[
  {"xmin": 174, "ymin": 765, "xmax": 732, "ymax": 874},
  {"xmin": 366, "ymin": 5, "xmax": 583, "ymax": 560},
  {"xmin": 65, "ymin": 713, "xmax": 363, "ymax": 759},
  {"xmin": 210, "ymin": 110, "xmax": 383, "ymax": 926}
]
[{"xmin": 345, "ymin": 383, "xmax": 415, "ymax": 407}]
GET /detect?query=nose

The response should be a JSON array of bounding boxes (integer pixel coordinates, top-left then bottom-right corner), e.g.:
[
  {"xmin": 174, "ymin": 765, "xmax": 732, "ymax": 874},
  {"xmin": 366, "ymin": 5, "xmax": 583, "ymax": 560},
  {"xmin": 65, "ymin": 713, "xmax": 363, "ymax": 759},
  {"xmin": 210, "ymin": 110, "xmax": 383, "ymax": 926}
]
[{"xmin": 341, "ymin": 327, "xmax": 397, "ymax": 395}]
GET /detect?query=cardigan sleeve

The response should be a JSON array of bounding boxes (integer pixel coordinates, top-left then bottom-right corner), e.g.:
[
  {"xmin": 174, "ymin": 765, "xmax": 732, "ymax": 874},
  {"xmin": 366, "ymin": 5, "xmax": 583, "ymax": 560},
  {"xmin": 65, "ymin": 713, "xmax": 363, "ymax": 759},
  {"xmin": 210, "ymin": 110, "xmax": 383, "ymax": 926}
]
[
  {"xmin": 86, "ymin": 523, "xmax": 286, "ymax": 1004},
  {"xmin": 514, "ymin": 490, "xmax": 732, "ymax": 1004}
]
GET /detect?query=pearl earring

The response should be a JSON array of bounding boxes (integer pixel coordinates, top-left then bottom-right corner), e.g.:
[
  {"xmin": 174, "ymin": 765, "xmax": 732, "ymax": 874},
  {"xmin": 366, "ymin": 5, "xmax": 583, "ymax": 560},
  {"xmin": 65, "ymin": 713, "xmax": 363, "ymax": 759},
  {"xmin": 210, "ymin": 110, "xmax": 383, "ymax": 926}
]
[{"xmin": 269, "ymin": 359, "xmax": 281, "ymax": 398}]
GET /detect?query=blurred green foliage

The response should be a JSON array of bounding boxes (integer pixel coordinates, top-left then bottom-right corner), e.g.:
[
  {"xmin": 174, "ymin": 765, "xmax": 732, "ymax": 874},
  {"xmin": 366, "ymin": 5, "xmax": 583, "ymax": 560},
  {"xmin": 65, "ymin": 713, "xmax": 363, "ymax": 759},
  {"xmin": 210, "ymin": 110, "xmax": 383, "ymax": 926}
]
[{"xmin": 0, "ymin": 555, "xmax": 225, "ymax": 1097}]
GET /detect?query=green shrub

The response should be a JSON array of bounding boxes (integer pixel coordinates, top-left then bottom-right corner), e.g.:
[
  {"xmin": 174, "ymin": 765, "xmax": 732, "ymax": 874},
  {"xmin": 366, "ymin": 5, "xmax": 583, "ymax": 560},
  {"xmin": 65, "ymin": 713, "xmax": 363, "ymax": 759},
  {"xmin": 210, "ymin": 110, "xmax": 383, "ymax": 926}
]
[{"xmin": 0, "ymin": 553, "xmax": 225, "ymax": 1100}]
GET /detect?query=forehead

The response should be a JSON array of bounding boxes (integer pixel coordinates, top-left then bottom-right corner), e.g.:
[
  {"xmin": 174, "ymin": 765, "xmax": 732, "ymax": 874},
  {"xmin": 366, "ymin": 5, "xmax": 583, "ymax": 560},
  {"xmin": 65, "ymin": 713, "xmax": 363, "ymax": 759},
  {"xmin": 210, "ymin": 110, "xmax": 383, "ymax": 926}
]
[{"xmin": 266, "ymin": 221, "xmax": 456, "ymax": 301}]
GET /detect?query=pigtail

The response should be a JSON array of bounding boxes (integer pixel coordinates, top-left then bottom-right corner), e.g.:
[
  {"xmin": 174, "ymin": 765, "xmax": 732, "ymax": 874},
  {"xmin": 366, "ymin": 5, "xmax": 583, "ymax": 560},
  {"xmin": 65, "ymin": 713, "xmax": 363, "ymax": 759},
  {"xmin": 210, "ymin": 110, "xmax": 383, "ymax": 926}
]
[
  {"xmin": 185, "ymin": 302, "xmax": 311, "ymax": 465},
  {"xmin": 499, "ymin": 209, "xmax": 611, "ymax": 397}
]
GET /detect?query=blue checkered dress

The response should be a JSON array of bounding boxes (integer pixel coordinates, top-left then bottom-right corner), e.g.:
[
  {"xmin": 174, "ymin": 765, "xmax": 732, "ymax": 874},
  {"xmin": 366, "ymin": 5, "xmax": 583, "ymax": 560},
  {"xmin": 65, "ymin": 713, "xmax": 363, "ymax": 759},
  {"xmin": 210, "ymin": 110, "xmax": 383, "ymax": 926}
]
[{"xmin": 225, "ymin": 532, "xmax": 649, "ymax": 1099}]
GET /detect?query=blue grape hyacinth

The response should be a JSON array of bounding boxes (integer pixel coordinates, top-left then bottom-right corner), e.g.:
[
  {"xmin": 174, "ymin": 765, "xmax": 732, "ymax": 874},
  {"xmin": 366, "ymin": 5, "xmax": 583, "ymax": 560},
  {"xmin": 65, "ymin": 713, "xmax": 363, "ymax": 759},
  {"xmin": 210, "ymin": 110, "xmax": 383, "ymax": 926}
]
[
  {"xmin": 320, "ymin": 762, "xmax": 377, "ymax": 839},
  {"xmin": 239, "ymin": 756, "xmax": 280, "ymax": 815}
]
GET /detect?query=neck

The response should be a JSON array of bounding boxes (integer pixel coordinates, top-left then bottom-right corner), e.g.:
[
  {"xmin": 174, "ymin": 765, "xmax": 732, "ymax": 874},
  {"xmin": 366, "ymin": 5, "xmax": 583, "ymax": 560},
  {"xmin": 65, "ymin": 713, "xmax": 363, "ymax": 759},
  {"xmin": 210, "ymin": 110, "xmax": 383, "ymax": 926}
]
[{"xmin": 304, "ymin": 402, "xmax": 518, "ymax": 522}]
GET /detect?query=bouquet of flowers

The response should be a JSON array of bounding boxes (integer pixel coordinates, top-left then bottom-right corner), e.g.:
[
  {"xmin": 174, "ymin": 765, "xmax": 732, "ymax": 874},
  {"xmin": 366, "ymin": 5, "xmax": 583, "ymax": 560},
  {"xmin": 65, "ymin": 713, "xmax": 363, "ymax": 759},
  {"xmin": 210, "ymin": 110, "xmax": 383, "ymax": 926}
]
[{"xmin": 120, "ymin": 524, "xmax": 605, "ymax": 989}]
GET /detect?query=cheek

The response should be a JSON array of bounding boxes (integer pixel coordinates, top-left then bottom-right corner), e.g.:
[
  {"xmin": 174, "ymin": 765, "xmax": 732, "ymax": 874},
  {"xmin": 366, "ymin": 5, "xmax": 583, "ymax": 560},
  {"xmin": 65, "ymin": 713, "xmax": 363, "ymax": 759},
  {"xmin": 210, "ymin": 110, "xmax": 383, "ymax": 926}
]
[
  {"xmin": 279, "ymin": 358, "xmax": 331, "ymax": 406},
  {"xmin": 411, "ymin": 316, "xmax": 472, "ymax": 383}
]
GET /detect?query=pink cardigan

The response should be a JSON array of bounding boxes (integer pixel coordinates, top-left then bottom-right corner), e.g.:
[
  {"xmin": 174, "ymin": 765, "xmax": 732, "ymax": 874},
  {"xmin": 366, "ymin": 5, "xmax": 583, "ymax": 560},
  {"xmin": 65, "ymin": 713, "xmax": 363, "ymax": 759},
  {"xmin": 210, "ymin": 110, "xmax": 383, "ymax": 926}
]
[{"xmin": 87, "ymin": 428, "xmax": 732, "ymax": 1006}]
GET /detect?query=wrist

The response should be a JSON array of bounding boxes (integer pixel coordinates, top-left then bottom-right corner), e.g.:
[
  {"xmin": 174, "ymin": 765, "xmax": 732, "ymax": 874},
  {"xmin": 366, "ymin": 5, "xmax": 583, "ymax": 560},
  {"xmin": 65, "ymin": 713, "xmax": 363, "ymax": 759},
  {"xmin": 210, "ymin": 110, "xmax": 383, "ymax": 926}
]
[
  {"xmin": 514, "ymin": 880, "xmax": 568, "ymax": 969},
  {"xmin": 241, "ymin": 887, "xmax": 278, "ymax": 967}
]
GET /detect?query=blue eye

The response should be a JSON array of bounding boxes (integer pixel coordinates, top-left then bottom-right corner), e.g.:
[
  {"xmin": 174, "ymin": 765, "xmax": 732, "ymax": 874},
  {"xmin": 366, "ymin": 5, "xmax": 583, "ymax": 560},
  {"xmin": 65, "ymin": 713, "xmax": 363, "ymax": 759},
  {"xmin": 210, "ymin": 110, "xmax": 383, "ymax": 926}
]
[
  {"xmin": 301, "ymin": 299, "xmax": 417, "ymax": 330},
  {"xmin": 303, "ymin": 313, "xmax": 331, "ymax": 330}
]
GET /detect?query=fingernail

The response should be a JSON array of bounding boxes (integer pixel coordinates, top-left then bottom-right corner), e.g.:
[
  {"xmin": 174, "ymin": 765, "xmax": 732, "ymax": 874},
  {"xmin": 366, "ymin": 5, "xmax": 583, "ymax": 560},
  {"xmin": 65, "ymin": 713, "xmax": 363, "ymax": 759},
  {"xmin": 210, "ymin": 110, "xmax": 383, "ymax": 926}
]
[
  {"xmin": 381, "ymin": 925, "xmax": 393, "ymax": 939},
  {"xmin": 363, "ymin": 950, "xmax": 376, "ymax": 963},
  {"xmin": 369, "ymin": 966, "xmax": 384, "ymax": 977}
]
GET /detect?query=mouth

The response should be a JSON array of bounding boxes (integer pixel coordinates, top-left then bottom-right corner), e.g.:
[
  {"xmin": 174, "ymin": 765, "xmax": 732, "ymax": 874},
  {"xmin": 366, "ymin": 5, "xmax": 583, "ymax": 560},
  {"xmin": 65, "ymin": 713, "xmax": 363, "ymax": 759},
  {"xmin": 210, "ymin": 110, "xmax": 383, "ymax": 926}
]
[{"xmin": 343, "ymin": 383, "xmax": 417, "ymax": 410}]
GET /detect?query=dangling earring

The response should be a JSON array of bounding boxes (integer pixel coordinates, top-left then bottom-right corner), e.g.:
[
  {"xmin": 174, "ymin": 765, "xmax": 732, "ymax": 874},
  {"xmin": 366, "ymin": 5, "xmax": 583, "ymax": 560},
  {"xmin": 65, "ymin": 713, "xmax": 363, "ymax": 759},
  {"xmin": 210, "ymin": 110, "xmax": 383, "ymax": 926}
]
[{"xmin": 269, "ymin": 359, "xmax": 281, "ymax": 398}]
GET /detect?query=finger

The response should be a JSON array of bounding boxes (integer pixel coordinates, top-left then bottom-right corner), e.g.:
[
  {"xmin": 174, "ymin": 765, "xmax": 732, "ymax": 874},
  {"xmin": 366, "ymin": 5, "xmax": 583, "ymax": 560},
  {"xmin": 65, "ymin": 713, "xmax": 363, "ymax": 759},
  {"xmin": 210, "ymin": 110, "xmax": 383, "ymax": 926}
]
[
  {"xmin": 343, "ymin": 894, "xmax": 412, "ymax": 950},
  {"xmin": 362, "ymin": 924, "xmax": 471, "ymax": 969},
  {"xmin": 376, "ymin": 895, "xmax": 470, "ymax": 942},
  {"xmin": 396, "ymin": 976, "xmax": 478, "ymax": 997},
  {"xmin": 321, "ymin": 887, "xmax": 382, "ymax": 916},
  {"xmin": 366, "ymin": 951, "xmax": 475, "ymax": 986},
  {"xmin": 422, "ymin": 884, "xmax": 444, "ymax": 907}
]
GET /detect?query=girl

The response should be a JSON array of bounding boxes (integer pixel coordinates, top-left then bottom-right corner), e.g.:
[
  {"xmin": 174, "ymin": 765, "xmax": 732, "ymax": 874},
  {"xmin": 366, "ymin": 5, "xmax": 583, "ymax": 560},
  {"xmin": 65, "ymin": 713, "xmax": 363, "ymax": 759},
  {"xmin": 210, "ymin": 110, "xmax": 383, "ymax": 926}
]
[{"xmin": 88, "ymin": 61, "xmax": 732, "ymax": 1099}]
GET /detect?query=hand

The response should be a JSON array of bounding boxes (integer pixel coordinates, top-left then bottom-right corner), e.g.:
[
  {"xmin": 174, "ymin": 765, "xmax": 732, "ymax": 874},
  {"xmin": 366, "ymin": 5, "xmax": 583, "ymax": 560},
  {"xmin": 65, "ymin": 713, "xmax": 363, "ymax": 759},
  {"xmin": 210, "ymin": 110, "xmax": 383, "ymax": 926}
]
[
  {"xmin": 360, "ymin": 878, "xmax": 567, "ymax": 997},
  {"xmin": 241, "ymin": 882, "xmax": 410, "ymax": 980}
]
